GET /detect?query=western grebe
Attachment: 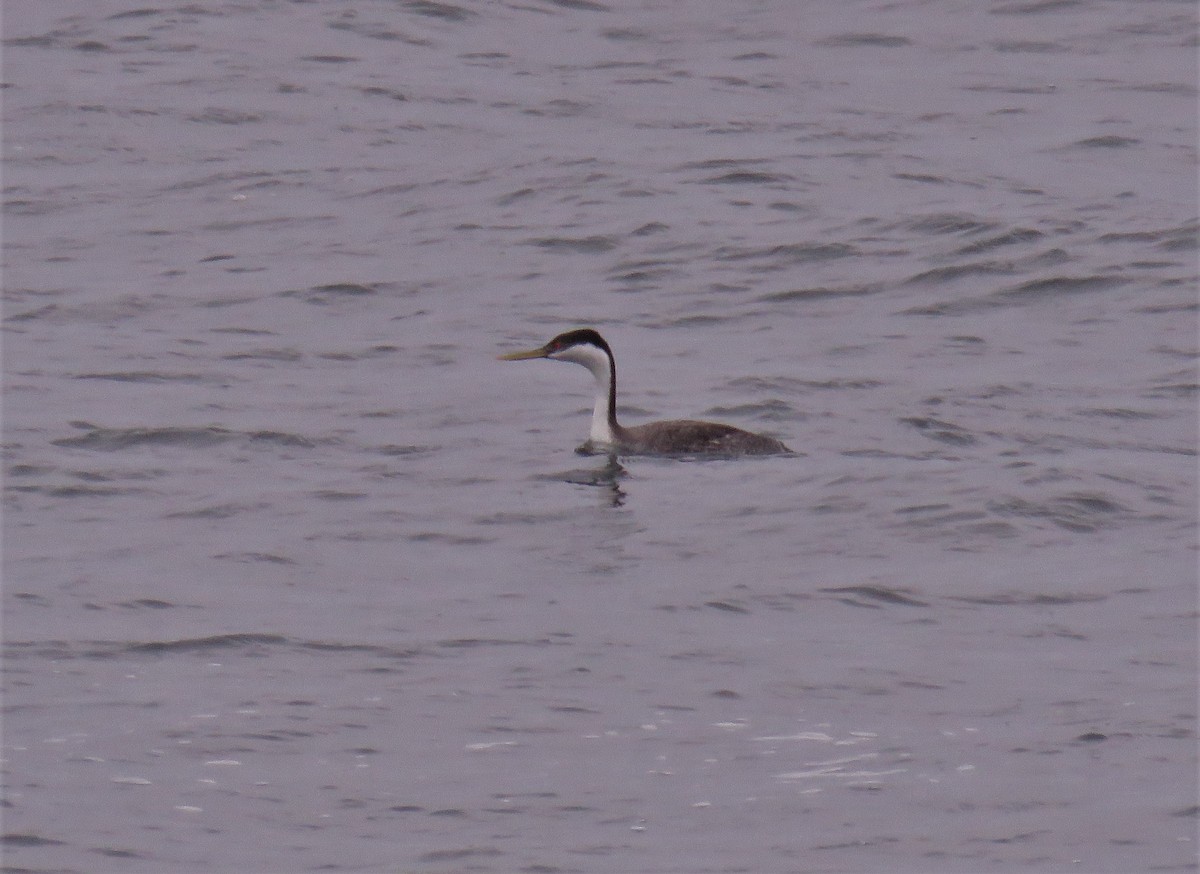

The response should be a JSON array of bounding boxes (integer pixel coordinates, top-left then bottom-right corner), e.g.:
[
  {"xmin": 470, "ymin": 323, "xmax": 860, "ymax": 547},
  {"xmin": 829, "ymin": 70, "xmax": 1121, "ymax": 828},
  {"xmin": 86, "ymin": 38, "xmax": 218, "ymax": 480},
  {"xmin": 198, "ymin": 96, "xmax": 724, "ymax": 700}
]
[{"xmin": 499, "ymin": 328, "xmax": 792, "ymax": 457}]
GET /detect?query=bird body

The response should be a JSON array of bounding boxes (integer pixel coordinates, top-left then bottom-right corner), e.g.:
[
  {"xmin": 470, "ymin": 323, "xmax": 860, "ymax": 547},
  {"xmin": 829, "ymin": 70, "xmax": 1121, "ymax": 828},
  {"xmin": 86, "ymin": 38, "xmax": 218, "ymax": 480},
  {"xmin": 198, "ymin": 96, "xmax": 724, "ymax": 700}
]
[{"xmin": 500, "ymin": 328, "xmax": 791, "ymax": 457}]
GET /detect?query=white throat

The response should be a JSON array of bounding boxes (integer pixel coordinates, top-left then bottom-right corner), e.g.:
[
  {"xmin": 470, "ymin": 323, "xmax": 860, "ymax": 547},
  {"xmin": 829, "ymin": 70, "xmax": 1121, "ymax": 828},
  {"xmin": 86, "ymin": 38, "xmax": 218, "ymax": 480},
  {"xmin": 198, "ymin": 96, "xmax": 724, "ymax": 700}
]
[{"xmin": 551, "ymin": 344, "xmax": 616, "ymax": 444}]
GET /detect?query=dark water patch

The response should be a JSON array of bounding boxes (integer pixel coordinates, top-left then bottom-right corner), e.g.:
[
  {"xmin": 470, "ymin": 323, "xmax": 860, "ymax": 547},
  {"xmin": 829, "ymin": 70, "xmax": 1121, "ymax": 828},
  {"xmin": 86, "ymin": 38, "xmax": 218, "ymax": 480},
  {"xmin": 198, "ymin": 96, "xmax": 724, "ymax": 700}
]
[
  {"xmin": 127, "ymin": 633, "xmax": 289, "ymax": 654},
  {"xmin": 495, "ymin": 187, "xmax": 534, "ymax": 206},
  {"xmin": 900, "ymin": 417, "xmax": 976, "ymax": 446},
  {"xmin": 991, "ymin": 40, "xmax": 1066, "ymax": 53},
  {"xmin": 165, "ymin": 502, "xmax": 264, "ymax": 519},
  {"xmin": 1155, "ymin": 221, "xmax": 1200, "ymax": 252},
  {"xmin": 702, "ymin": 171, "xmax": 794, "ymax": 185},
  {"xmin": 312, "ymin": 490, "xmax": 367, "ymax": 502},
  {"xmin": 296, "ymin": 641, "xmax": 422, "ymax": 660},
  {"xmin": 953, "ymin": 227, "xmax": 1043, "ymax": 255},
  {"xmin": 964, "ymin": 82, "xmax": 1059, "ymax": 95},
  {"xmin": 317, "ymin": 344, "xmax": 399, "ymax": 362},
  {"xmin": 632, "ymin": 221, "xmax": 669, "ymax": 236},
  {"xmin": 987, "ymin": 493, "xmax": 1128, "ymax": 532},
  {"xmin": 609, "ymin": 268, "xmax": 675, "ymax": 286},
  {"xmin": 985, "ymin": 829, "xmax": 1054, "ymax": 845},
  {"xmin": 895, "ymin": 508, "xmax": 995, "ymax": 533},
  {"xmin": 92, "ymin": 846, "xmax": 146, "ymax": 859},
  {"xmin": 705, "ymin": 600, "xmax": 750, "ymax": 614},
  {"xmin": 896, "ymin": 503, "xmax": 953, "ymax": 515},
  {"xmin": 1011, "ymin": 430, "xmax": 1196, "ymax": 457},
  {"xmin": 359, "ymin": 85, "xmax": 407, "ymax": 101},
  {"xmin": 675, "ymin": 157, "xmax": 780, "ymax": 176},
  {"xmin": 1078, "ymin": 407, "xmax": 1169, "ymax": 421},
  {"xmin": 240, "ymin": 730, "xmax": 315, "ymax": 742},
  {"xmin": 26, "ymin": 635, "xmax": 426, "ymax": 662},
  {"xmin": 811, "ymin": 495, "xmax": 868, "ymax": 514},
  {"xmin": 53, "ymin": 425, "xmax": 235, "ymax": 451},
  {"xmin": 756, "ymin": 283, "xmax": 881, "ymax": 303},
  {"xmin": 1, "ymin": 832, "xmax": 67, "ymax": 847},
  {"xmin": 820, "ymin": 586, "xmax": 929, "ymax": 608},
  {"xmin": 438, "ymin": 637, "xmax": 564, "ymax": 649},
  {"xmin": 1097, "ymin": 227, "xmax": 1184, "ymax": 246},
  {"xmin": 728, "ymin": 375, "xmax": 884, "ymax": 392},
  {"xmin": 603, "ymin": 27, "xmax": 652, "ymax": 41},
  {"xmin": 402, "ymin": 1, "xmax": 475, "ymax": 21},
  {"xmin": 962, "ymin": 520, "xmax": 1021, "ymax": 538},
  {"xmin": 714, "ymin": 242, "xmax": 858, "ymax": 266},
  {"xmin": 894, "ymin": 172, "xmax": 953, "ymax": 185},
  {"xmin": 1120, "ymin": 81, "xmax": 1198, "ymax": 96},
  {"xmin": 525, "ymin": 99, "xmax": 593, "ymax": 118},
  {"xmin": 4, "ymin": 303, "xmax": 59, "ymax": 322},
  {"xmin": 525, "ymin": 235, "xmax": 618, "ymax": 254},
  {"xmin": 249, "ymin": 430, "xmax": 319, "ymax": 448},
  {"xmin": 542, "ymin": 0, "xmax": 609, "ymax": 11},
  {"xmin": 74, "ymin": 371, "xmax": 211, "ymax": 383},
  {"xmin": 1070, "ymin": 135, "xmax": 1140, "ymax": 149},
  {"xmin": 281, "ymin": 282, "xmax": 383, "ymax": 304},
  {"xmin": 607, "ymin": 257, "xmax": 681, "ymax": 285},
  {"xmin": 300, "ymin": 53, "xmax": 362, "ymax": 63},
  {"xmin": 407, "ymin": 531, "xmax": 495, "ymax": 545},
  {"xmin": 1131, "ymin": 258, "xmax": 1185, "ymax": 270},
  {"xmin": 214, "ymin": 551, "xmax": 297, "ymax": 564},
  {"xmin": 10, "ymin": 592, "xmax": 50, "ymax": 606},
  {"xmin": 949, "ymin": 591, "xmax": 1105, "ymax": 606},
  {"xmin": 6, "ymin": 464, "xmax": 56, "ymax": 477},
  {"xmin": 750, "ymin": 591, "xmax": 814, "ymax": 613},
  {"xmin": 187, "ymin": 107, "xmax": 263, "ymax": 125},
  {"xmin": 108, "ymin": 9, "xmax": 163, "ymax": 20},
  {"xmin": 705, "ymin": 399, "xmax": 795, "ymax": 420},
  {"xmin": 676, "ymin": 158, "xmax": 787, "ymax": 183},
  {"xmin": 991, "ymin": 0, "xmax": 1084, "ymax": 14},
  {"xmin": 893, "ymin": 213, "xmax": 999, "ymax": 236},
  {"xmin": 913, "ymin": 274, "xmax": 1130, "ymax": 314},
  {"xmin": 816, "ymin": 33, "xmax": 912, "ymax": 48},
  {"xmin": 164, "ymin": 170, "xmax": 274, "ymax": 193},
  {"xmin": 328, "ymin": 19, "xmax": 430, "ymax": 44},
  {"xmin": 223, "ymin": 348, "xmax": 304, "ymax": 362},
  {"xmin": 372, "ymin": 443, "xmax": 437, "ymax": 457},
  {"xmin": 904, "ymin": 261, "xmax": 1015, "ymax": 285},
  {"xmin": 117, "ymin": 599, "xmax": 177, "ymax": 610},
  {"xmin": 1142, "ymin": 375, "xmax": 1199, "ymax": 399},
  {"xmin": 52, "ymin": 425, "xmax": 318, "ymax": 451},
  {"xmin": 657, "ymin": 313, "xmax": 731, "ymax": 330},
  {"xmin": 4, "ymin": 34, "xmax": 58, "ymax": 49},
  {"xmin": 418, "ymin": 847, "xmax": 503, "ymax": 864},
  {"xmin": 945, "ymin": 335, "xmax": 986, "ymax": 351},
  {"xmin": 16, "ymin": 483, "xmax": 149, "ymax": 498}
]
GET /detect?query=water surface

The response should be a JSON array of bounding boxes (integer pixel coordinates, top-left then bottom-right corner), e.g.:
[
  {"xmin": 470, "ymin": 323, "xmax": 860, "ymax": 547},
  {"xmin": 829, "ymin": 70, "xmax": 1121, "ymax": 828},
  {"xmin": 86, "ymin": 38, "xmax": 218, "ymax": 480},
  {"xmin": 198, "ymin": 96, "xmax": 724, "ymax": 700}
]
[{"xmin": 3, "ymin": 1, "xmax": 1197, "ymax": 872}]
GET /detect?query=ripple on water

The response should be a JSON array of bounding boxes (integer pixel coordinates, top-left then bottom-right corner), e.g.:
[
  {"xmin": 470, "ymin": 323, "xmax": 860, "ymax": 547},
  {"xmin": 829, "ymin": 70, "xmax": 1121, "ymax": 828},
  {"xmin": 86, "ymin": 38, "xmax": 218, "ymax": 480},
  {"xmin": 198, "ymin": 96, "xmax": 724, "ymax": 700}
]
[{"xmin": 51, "ymin": 424, "xmax": 320, "ymax": 451}]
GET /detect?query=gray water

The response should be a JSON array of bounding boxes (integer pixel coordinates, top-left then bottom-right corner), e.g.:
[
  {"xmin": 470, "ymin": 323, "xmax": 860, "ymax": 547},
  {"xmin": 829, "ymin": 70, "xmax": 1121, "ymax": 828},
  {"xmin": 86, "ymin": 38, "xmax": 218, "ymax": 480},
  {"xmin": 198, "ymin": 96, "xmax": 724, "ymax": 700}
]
[{"xmin": 2, "ymin": 1, "xmax": 1197, "ymax": 872}]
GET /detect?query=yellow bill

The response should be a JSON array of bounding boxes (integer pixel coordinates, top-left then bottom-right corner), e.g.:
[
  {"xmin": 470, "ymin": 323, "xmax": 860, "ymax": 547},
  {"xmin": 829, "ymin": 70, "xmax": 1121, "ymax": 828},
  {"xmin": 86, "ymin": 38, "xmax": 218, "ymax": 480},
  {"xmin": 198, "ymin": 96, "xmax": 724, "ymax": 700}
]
[{"xmin": 498, "ymin": 345, "xmax": 550, "ymax": 361}]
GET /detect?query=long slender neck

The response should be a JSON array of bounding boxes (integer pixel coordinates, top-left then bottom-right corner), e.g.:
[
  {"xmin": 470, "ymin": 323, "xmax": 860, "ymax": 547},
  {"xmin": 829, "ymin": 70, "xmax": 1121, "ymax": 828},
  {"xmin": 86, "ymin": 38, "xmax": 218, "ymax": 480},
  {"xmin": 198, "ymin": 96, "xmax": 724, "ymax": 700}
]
[
  {"xmin": 558, "ymin": 344, "xmax": 621, "ymax": 445},
  {"xmin": 587, "ymin": 350, "xmax": 620, "ymax": 445}
]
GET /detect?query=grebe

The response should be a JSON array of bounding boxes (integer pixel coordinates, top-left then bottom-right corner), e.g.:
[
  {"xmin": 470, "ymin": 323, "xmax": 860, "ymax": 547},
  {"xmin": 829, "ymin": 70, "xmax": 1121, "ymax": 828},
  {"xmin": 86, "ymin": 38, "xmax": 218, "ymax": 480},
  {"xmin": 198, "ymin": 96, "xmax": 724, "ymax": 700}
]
[{"xmin": 499, "ymin": 328, "xmax": 791, "ymax": 457}]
